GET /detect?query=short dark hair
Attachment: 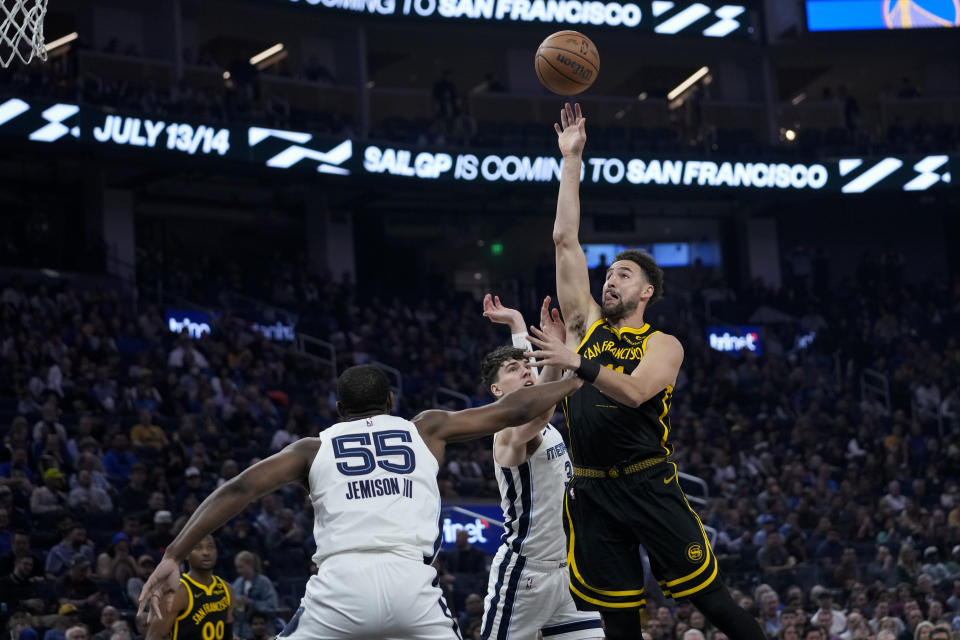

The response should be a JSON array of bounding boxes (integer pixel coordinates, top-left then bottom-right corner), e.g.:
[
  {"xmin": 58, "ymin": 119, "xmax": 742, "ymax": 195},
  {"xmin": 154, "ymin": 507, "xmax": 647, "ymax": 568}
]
[
  {"xmin": 249, "ymin": 612, "xmax": 268, "ymax": 624},
  {"xmin": 613, "ymin": 250, "xmax": 664, "ymax": 306},
  {"xmin": 336, "ymin": 365, "xmax": 391, "ymax": 417},
  {"xmin": 480, "ymin": 346, "xmax": 526, "ymax": 391}
]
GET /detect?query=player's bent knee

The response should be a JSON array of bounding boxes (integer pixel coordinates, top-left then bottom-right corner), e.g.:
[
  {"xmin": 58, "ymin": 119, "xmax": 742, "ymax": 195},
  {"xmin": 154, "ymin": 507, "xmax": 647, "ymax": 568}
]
[
  {"xmin": 687, "ymin": 584, "xmax": 735, "ymax": 617},
  {"xmin": 600, "ymin": 609, "xmax": 642, "ymax": 640}
]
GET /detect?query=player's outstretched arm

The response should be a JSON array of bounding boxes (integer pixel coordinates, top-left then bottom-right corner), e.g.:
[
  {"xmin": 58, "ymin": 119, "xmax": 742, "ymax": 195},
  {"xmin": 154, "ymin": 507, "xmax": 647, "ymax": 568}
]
[
  {"xmin": 526, "ymin": 328, "xmax": 683, "ymax": 408},
  {"xmin": 138, "ymin": 438, "xmax": 320, "ymax": 621},
  {"xmin": 414, "ymin": 376, "xmax": 582, "ymax": 459},
  {"xmin": 143, "ymin": 583, "xmax": 188, "ymax": 640},
  {"xmin": 482, "ymin": 294, "xmax": 564, "ymax": 384},
  {"xmin": 553, "ymin": 102, "xmax": 601, "ymax": 343},
  {"xmin": 483, "ymin": 295, "xmax": 567, "ymax": 463}
]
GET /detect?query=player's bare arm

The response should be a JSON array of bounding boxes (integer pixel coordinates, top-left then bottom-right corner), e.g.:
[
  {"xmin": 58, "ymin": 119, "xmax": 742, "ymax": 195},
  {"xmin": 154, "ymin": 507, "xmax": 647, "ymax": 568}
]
[
  {"xmin": 553, "ymin": 102, "xmax": 602, "ymax": 345},
  {"xmin": 225, "ymin": 583, "xmax": 235, "ymax": 627},
  {"xmin": 137, "ymin": 438, "xmax": 321, "ymax": 621},
  {"xmin": 144, "ymin": 582, "xmax": 188, "ymax": 640},
  {"xmin": 483, "ymin": 295, "xmax": 567, "ymax": 467},
  {"xmin": 525, "ymin": 327, "xmax": 683, "ymax": 408},
  {"xmin": 413, "ymin": 375, "xmax": 582, "ymax": 463}
]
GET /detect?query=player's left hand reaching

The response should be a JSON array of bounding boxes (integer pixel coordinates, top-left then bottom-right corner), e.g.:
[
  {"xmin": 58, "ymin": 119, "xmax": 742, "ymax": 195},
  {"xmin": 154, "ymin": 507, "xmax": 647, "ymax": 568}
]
[
  {"xmin": 539, "ymin": 296, "xmax": 565, "ymax": 344},
  {"xmin": 137, "ymin": 556, "xmax": 181, "ymax": 623},
  {"xmin": 525, "ymin": 325, "xmax": 581, "ymax": 371},
  {"xmin": 482, "ymin": 294, "xmax": 525, "ymax": 334}
]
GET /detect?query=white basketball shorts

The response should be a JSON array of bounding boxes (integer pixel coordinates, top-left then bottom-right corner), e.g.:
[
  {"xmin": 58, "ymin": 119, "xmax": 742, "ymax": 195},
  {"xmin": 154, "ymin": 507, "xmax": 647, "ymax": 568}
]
[
  {"xmin": 278, "ymin": 552, "xmax": 461, "ymax": 640},
  {"xmin": 481, "ymin": 546, "xmax": 604, "ymax": 639}
]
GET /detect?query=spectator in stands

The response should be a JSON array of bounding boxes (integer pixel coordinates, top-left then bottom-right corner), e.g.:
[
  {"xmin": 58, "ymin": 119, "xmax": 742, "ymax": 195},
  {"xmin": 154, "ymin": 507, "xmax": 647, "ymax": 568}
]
[
  {"xmin": 89, "ymin": 607, "xmax": 118, "ymax": 640},
  {"xmin": 947, "ymin": 578, "xmax": 960, "ymax": 612},
  {"xmin": 920, "ymin": 547, "xmax": 950, "ymax": 585},
  {"xmin": 45, "ymin": 605, "xmax": 82, "ymax": 640},
  {"xmin": 759, "ymin": 591, "xmax": 783, "ymax": 636},
  {"xmin": 758, "ymin": 530, "xmax": 797, "ymax": 583},
  {"xmin": 1, "ymin": 553, "xmax": 45, "ymax": 614},
  {"xmin": 124, "ymin": 554, "xmax": 155, "ymax": 605},
  {"xmin": 32, "ymin": 405, "xmax": 67, "ymax": 444},
  {"xmin": 167, "ymin": 336, "xmax": 209, "ymax": 370},
  {"xmin": 70, "ymin": 454, "xmax": 109, "ymax": 495},
  {"xmin": 56, "ymin": 554, "xmax": 106, "ymax": 620},
  {"xmin": 174, "ymin": 467, "xmax": 207, "ymax": 510},
  {"xmin": 867, "ymin": 545, "xmax": 897, "ymax": 586},
  {"xmin": 101, "ymin": 434, "xmax": 136, "ymax": 482},
  {"xmin": 67, "ymin": 471, "xmax": 112, "ymax": 515},
  {"xmin": 64, "ymin": 626, "xmax": 88, "ymax": 640},
  {"xmin": 231, "ymin": 551, "xmax": 278, "ymax": 639},
  {"xmin": 94, "ymin": 533, "xmax": 137, "ymax": 585},
  {"xmin": 116, "ymin": 464, "xmax": 148, "ymax": 515},
  {"xmin": 247, "ymin": 612, "xmax": 271, "ymax": 640},
  {"xmin": 30, "ymin": 469, "xmax": 69, "ymax": 526},
  {"xmin": 898, "ymin": 546, "xmax": 920, "ymax": 583},
  {"xmin": 913, "ymin": 621, "xmax": 934, "ymax": 640},
  {"xmin": 146, "ymin": 510, "xmax": 173, "ymax": 551},
  {"xmin": 125, "ymin": 377, "xmax": 161, "ymax": 414},
  {"xmin": 129, "ymin": 410, "xmax": 167, "ymax": 453},
  {"xmin": 45, "ymin": 524, "xmax": 95, "ymax": 578},
  {"xmin": 441, "ymin": 529, "xmax": 485, "ymax": 575},
  {"xmin": 0, "ymin": 446, "xmax": 36, "ymax": 489},
  {"xmin": 457, "ymin": 593, "xmax": 484, "ymax": 631},
  {"xmin": 815, "ymin": 529, "xmax": 845, "ymax": 571}
]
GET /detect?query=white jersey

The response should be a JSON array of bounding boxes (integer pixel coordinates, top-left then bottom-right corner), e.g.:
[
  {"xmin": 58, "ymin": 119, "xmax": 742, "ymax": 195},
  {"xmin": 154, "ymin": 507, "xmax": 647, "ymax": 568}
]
[
  {"xmin": 308, "ymin": 414, "xmax": 442, "ymax": 565},
  {"xmin": 494, "ymin": 423, "xmax": 571, "ymax": 561}
]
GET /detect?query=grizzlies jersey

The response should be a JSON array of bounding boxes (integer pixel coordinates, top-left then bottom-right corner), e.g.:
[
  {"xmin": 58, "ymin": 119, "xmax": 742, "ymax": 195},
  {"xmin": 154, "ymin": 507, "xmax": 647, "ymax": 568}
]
[
  {"xmin": 309, "ymin": 415, "xmax": 442, "ymax": 565},
  {"xmin": 494, "ymin": 424, "xmax": 572, "ymax": 561},
  {"xmin": 173, "ymin": 574, "xmax": 231, "ymax": 640},
  {"xmin": 563, "ymin": 320, "xmax": 674, "ymax": 467}
]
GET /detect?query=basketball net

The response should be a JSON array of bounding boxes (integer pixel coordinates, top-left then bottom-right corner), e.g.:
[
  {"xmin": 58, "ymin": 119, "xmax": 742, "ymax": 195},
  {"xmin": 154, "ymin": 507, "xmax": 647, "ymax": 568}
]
[{"xmin": 1, "ymin": 0, "xmax": 47, "ymax": 68}]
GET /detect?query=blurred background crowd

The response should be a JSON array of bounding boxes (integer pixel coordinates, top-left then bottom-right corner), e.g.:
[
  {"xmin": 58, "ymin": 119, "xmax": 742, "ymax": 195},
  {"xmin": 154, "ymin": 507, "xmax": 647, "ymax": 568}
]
[{"xmin": 1, "ymin": 249, "xmax": 959, "ymax": 640}]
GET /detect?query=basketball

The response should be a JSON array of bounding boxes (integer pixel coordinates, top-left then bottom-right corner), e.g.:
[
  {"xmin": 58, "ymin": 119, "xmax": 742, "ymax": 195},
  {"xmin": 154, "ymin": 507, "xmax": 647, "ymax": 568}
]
[{"xmin": 535, "ymin": 30, "xmax": 600, "ymax": 96}]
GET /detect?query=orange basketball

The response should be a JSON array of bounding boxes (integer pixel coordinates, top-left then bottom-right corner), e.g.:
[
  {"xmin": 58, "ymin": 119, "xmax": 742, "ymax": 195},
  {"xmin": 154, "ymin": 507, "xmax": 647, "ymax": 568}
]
[{"xmin": 534, "ymin": 30, "xmax": 600, "ymax": 96}]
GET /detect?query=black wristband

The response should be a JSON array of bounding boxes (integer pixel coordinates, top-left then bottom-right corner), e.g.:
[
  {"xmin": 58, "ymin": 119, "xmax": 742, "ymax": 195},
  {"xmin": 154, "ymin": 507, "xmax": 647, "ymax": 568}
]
[{"xmin": 575, "ymin": 357, "xmax": 601, "ymax": 383}]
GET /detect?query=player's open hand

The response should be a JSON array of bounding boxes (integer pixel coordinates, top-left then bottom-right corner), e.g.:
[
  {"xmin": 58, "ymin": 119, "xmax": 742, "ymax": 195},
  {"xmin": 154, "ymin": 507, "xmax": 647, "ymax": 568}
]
[
  {"xmin": 525, "ymin": 325, "xmax": 580, "ymax": 371},
  {"xmin": 482, "ymin": 294, "xmax": 525, "ymax": 333},
  {"xmin": 539, "ymin": 296, "xmax": 565, "ymax": 344},
  {"xmin": 137, "ymin": 556, "xmax": 181, "ymax": 623},
  {"xmin": 555, "ymin": 102, "xmax": 586, "ymax": 158}
]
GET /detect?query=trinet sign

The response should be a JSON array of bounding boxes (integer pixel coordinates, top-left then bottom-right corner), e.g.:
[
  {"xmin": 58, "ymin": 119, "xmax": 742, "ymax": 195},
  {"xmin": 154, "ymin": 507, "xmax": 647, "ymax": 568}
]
[
  {"xmin": 707, "ymin": 326, "xmax": 762, "ymax": 355},
  {"xmin": 276, "ymin": 0, "xmax": 751, "ymax": 36}
]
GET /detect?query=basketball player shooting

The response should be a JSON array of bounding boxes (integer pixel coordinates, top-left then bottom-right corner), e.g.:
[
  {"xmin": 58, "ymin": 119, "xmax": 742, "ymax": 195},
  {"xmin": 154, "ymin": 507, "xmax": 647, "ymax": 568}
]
[
  {"xmin": 137, "ymin": 365, "xmax": 584, "ymax": 640},
  {"xmin": 477, "ymin": 294, "xmax": 603, "ymax": 639},
  {"xmin": 521, "ymin": 102, "xmax": 768, "ymax": 640}
]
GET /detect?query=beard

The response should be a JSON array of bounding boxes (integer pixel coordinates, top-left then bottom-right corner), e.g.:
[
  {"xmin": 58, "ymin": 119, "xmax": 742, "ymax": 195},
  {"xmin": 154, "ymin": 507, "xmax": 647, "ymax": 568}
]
[{"xmin": 601, "ymin": 295, "xmax": 640, "ymax": 323}]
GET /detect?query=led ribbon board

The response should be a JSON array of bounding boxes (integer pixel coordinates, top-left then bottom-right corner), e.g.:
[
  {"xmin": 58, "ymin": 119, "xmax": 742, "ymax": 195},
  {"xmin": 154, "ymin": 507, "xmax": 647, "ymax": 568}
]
[
  {"xmin": 1, "ymin": 97, "xmax": 954, "ymax": 194},
  {"xmin": 806, "ymin": 0, "xmax": 960, "ymax": 31},
  {"xmin": 265, "ymin": 0, "xmax": 752, "ymax": 36}
]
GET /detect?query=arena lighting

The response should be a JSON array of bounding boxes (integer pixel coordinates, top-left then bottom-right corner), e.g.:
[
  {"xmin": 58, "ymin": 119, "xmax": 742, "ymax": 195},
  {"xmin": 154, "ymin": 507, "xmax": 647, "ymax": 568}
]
[
  {"xmin": 791, "ymin": 92, "xmax": 806, "ymax": 106},
  {"xmin": 249, "ymin": 43, "xmax": 285, "ymax": 67},
  {"xmin": 44, "ymin": 32, "xmax": 78, "ymax": 53},
  {"xmin": 667, "ymin": 66, "xmax": 709, "ymax": 101},
  {"xmin": 785, "ymin": 129, "xmax": 797, "ymax": 141}
]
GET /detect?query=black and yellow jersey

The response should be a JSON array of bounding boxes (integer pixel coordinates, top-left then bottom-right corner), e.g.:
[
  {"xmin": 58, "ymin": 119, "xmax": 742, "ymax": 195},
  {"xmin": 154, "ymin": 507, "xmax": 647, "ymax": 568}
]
[
  {"xmin": 563, "ymin": 319, "xmax": 674, "ymax": 467},
  {"xmin": 173, "ymin": 574, "xmax": 232, "ymax": 640}
]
